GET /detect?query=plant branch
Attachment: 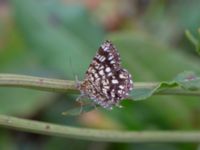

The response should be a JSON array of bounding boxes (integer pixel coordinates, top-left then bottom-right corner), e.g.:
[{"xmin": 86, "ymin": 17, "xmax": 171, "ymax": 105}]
[
  {"xmin": 1, "ymin": 74, "xmax": 200, "ymax": 142},
  {"xmin": 0, "ymin": 114, "xmax": 200, "ymax": 143},
  {"xmin": 0, "ymin": 73, "xmax": 77, "ymax": 93},
  {"xmin": 0, "ymin": 73, "xmax": 200, "ymax": 96}
]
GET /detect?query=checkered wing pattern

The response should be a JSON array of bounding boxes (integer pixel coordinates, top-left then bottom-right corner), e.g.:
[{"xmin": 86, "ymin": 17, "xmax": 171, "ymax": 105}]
[{"xmin": 78, "ymin": 40, "xmax": 133, "ymax": 109}]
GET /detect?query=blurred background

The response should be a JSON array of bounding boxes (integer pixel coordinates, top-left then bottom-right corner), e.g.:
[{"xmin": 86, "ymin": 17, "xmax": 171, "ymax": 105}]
[{"xmin": 0, "ymin": 0, "xmax": 200, "ymax": 149}]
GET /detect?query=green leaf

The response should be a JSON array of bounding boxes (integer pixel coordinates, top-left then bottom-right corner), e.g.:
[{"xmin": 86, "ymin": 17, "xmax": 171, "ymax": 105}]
[
  {"xmin": 174, "ymin": 71, "xmax": 200, "ymax": 90},
  {"xmin": 131, "ymin": 71, "xmax": 200, "ymax": 101},
  {"xmin": 131, "ymin": 88, "xmax": 156, "ymax": 100}
]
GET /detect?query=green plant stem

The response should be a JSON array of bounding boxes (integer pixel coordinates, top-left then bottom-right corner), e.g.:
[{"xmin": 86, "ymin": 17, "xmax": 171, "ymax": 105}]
[
  {"xmin": 1, "ymin": 74, "xmax": 200, "ymax": 142},
  {"xmin": 0, "ymin": 73, "xmax": 77, "ymax": 93},
  {"xmin": 185, "ymin": 30, "xmax": 199, "ymax": 49},
  {"xmin": 0, "ymin": 73, "xmax": 200, "ymax": 96},
  {"xmin": 0, "ymin": 114, "xmax": 200, "ymax": 143}
]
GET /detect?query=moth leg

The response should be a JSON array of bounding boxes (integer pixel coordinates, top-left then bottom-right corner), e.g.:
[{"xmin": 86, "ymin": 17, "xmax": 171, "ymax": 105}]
[
  {"xmin": 91, "ymin": 102, "xmax": 98, "ymax": 110},
  {"xmin": 75, "ymin": 75, "xmax": 81, "ymax": 89},
  {"xmin": 75, "ymin": 75, "xmax": 87, "ymax": 102},
  {"xmin": 76, "ymin": 94, "xmax": 85, "ymax": 101},
  {"xmin": 115, "ymin": 103, "xmax": 123, "ymax": 108}
]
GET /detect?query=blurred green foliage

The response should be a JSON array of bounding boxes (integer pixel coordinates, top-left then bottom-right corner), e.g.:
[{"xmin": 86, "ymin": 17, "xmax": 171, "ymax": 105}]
[
  {"xmin": 186, "ymin": 30, "xmax": 200, "ymax": 55},
  {"xmin": 1, "ymin": 0, "xmax": 200, "ymax": 149}
]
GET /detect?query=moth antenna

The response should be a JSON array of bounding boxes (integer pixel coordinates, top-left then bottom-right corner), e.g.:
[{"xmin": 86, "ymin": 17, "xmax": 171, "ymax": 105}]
[{"xmin": 69, "ymin": 56, "xmax": 76, "ymax": 80}]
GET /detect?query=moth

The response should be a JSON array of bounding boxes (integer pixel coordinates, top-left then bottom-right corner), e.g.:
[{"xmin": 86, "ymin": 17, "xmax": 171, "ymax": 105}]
[{"xmin": 77, "ymin": 40, "xmax": 133, "ymax": 109}]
